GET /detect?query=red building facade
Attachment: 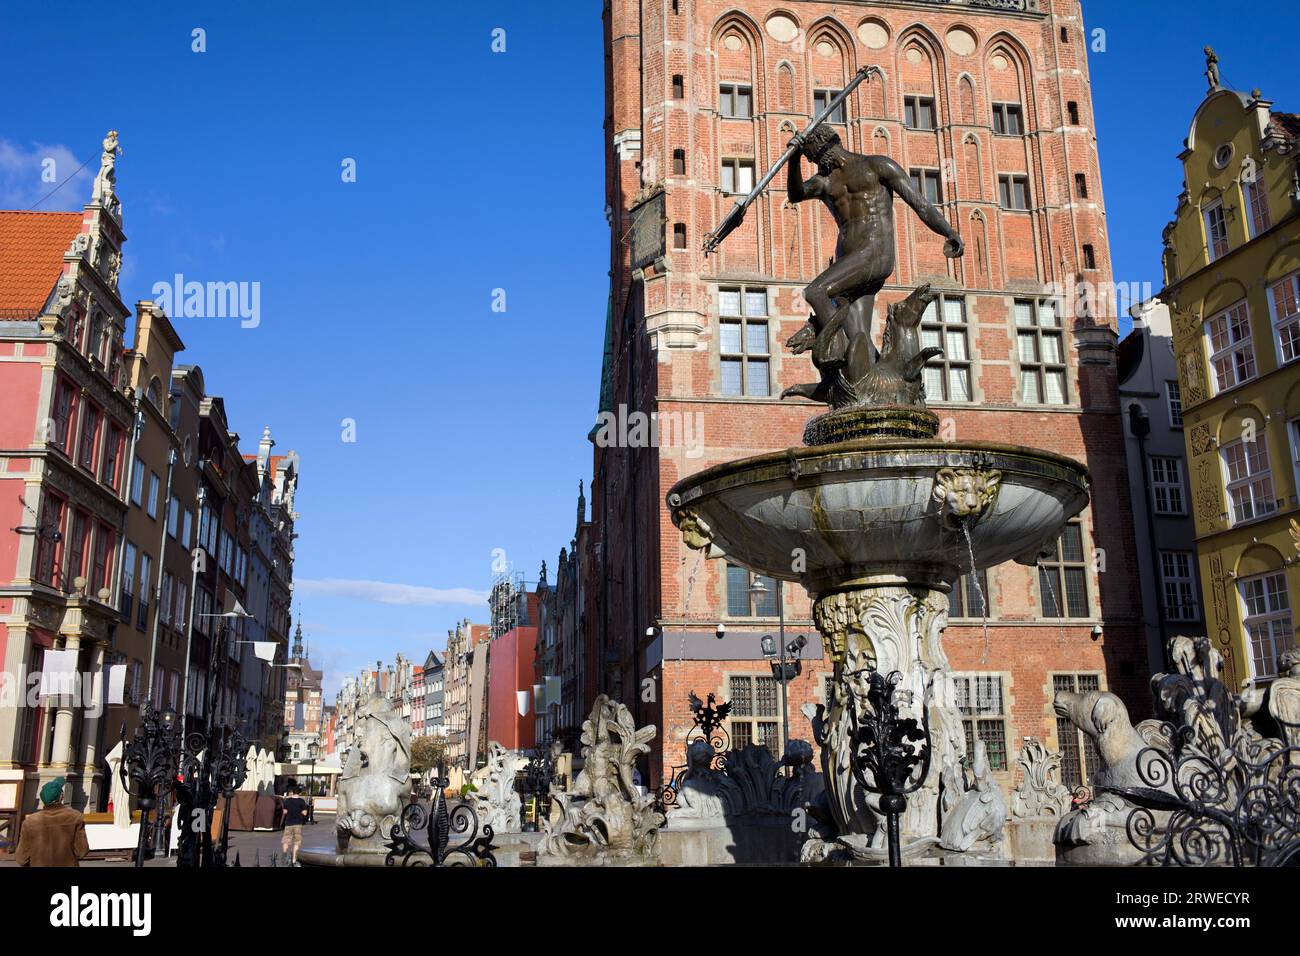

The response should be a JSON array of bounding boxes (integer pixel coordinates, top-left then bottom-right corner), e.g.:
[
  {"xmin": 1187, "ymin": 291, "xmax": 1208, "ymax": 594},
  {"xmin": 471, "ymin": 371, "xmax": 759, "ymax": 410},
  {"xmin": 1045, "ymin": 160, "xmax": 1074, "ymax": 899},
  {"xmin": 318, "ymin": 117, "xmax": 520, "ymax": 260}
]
[{"xmin": 591, "ymin": 0, "xmax": 1147, "ymax": 793}]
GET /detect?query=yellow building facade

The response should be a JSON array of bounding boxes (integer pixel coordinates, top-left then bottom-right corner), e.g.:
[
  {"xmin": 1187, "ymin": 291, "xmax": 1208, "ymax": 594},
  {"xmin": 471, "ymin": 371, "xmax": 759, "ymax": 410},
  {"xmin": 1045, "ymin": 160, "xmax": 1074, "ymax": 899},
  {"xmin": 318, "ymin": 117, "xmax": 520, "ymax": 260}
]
[{"xmin": 1163, "ymin": 53, "xmax": 1300, "ymax": 691}]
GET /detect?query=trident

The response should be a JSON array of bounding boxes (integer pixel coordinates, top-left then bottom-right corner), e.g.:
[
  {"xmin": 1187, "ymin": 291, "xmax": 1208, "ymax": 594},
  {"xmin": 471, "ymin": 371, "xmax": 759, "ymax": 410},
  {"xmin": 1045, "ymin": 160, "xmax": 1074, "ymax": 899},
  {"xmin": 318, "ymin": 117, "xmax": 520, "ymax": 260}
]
[{"xmin": 702, "ymin": 64, "xmax": 882, "ymax": 256}]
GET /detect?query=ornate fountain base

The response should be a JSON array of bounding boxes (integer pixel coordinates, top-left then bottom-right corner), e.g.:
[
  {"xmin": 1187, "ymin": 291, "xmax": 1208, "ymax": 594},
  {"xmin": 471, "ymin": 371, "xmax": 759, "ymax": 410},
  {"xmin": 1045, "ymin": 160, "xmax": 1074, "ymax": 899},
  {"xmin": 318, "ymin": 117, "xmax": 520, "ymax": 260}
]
[
  {"xmin": 803, "ymin": 405, "xmax": 939, "ymax": 445},
  {"xmin": 804, "ymin": 582, "xmax": 966, "ymax": 857}
]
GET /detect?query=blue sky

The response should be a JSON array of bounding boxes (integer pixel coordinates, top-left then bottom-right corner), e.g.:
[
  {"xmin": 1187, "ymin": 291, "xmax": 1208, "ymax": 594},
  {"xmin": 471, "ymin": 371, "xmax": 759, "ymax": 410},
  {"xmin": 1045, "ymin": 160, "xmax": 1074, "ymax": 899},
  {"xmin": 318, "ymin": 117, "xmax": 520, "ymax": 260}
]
[{"xmin": 0, "ymin": 2, "xmax": 1293, "ymax": 694}]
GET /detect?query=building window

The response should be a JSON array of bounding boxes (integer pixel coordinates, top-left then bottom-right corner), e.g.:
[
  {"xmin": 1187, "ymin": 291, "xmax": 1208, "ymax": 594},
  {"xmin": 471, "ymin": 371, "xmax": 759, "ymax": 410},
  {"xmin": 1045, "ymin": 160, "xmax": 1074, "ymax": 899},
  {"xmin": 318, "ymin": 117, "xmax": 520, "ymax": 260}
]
[
  {"xmin": 1160, "ymin": 551, "xmax": 1200, "ymax": 621},
  {"xmin": 953, "ymin": 674, "xmax": 1008, "ymax": 771},
  {"xmin": 121, "ymin": 541, "xmax": 137, "ymax": 619},
  {"xmin": 1054, "ymin": 673, "xmax": 1101, "ymax": 790},
  {"xmin": 1015, "ymin": 299, "xmax": 1067, "ymax": 404},
  {"xmin": 35, "ymin": 494, "xmax": 64, "ymax": 586},
  {"xmin": 130, "ymin": 457, "xmax": 145, "ymax": 506},
  {"xmin": 998, "ymin": 174, "xmax": 1031, "ymax": 210},
  {"xmin": 146, "ymin": 473, "xmax": 160, "ymax": 518},
  {"xmin": 52, "ymin": 380, "xmax": 74, "ymax": 451},
  {"xmin": 167, "ymin": 498, "xmax": 180, "ymax": 538},
  {"xmin": 672, "ymin": 222, "xmax": 687, "ymax": 250},
  {"xmin": 1203, "ymin": 199, "xmax": 1229, "ymax": 260},
  {"xmin": 672, "ymin": 148, "xmax": 685, "ymax": 176},
  {"xmin": 1067, "ymin": 101, "xmax": 1080, "ymax": 125},
  {"xmin": 77, "ymin": 405, "xmax": 99, "ymax": 471},
  {"xmin": 921, "ymin": 295, "xmax": 972, "ymax": 402},
  {"xmin": 672, "ymin": 74, "xmax": 684, "ymax": 100},
  {"xmin": 1074, "ymin": 173, "xmax": 1088, "ymax": 199},
  {"xmin": 1221, "ymin": 435, "xmax": 1275, "ymax": 524},
  {"xmin": 1081, "ymin": 244, "xmax": 1096, "ymax": 270},
  {"xmin": 813, "ymin": 88, "xmax": 845, "ymax": 123},
  {"xmin": 1205, "ymin": 302, "xmax": 1255, "ymax": 392},
  {"xmin": 1239, "ymin": 570, "xmax": 1293, "ymax": 679},
  {"xmin": 102, "ymin": 425, "xmax": 122, "ymax": 489},
  {"xmin": 908, "ymin": 168, "xmax": 942, "ymax": 204},
  {"xmin": 903, "ymin": 95, "xmax": 935, "ymax": 130},
  {"xmin": 725, "ymin": 564, "xmax": 778, "ymax": 617},
  {"xmin": 719, "ymin": 287, "xmax": 770, "ymax": 397},
  {"xmin": 1039, "ymin": 520, "xmax": 1089, "ymax": 618},
  {"xmin": 1150, "ymin": 456, "xmax": 1185, "ymax": 514},
  {"xmin": 137, "ymin": 553, "xmax": 152, "ymax": 630},
  {"xmin": 92, "ymin": 525, "xmax": 112, "ymax": 593},
  {"xmin": 1244, "ymin": 178, "xmax": 1271, "ymax": 240},
  {"xmin": 719, "ymin": 83, "xmax": 750, "ymax": 118},
  {"xmin": 720, "ymin": 158, "xmax": 754, "ymax": 196},
  {"xmin": 728, "ymin": 674, "xmax": 781, "ymax": 757},
  {"xmin": 948, "ymin": 569, "xmax": 989, "ymax": 618},
  {"xmin": 992, "ymin": 102, "xmax": 1023, "ymax": 135},
  {"xmin": 66, "ymin": 510, "xmax": 88, "ymax": 586},
  {"xmin": 1166, "ymin": 380, "xmax": 1183, "ymax": 428},
  {"xmin": 1268, "ymin": 271, "xmax": 1300, "ymax": 365}
]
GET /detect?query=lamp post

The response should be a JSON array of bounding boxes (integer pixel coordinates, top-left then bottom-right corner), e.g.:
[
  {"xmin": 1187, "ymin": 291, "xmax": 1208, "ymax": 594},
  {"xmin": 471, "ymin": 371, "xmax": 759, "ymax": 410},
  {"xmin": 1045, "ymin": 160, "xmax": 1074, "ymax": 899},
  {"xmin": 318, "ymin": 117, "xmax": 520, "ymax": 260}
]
[
  {"xmin": 306, "ymin": 740, "xmax": 318, "ymax": 823},
  {"xmin": 750, "ymin": 577, "xmax": 804, "ymax": 761}
]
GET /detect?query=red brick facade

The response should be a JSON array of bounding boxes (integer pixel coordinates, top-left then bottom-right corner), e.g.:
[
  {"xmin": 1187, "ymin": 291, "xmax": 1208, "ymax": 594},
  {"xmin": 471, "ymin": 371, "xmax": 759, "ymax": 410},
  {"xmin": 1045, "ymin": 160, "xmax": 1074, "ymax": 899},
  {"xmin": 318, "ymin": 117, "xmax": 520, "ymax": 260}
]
[{"xmin": 590, "ymin": 0, "xmax": 1148, "ymax": 793}]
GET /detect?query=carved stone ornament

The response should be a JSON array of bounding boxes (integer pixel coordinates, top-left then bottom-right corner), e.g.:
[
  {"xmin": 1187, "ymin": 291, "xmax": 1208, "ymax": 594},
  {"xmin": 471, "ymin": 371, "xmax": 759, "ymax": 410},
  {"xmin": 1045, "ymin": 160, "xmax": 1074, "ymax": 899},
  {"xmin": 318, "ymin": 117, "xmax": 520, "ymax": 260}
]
[
  {"xmin": 336, "ymin": 693, "xmax": 411, "ymax": 860},
  {"xmin": 931, "ymin": 466, "xmax": 1002, "ymax": 528},
  {"xmin": 672, "ymin": 506, "xmax": 714, "ymax": 552},
  {"xmin": 807, "ymin": 586, "xmax": 966, "ymax": 852},
  {"xmin": 540, "ymin": 695, "xmax": 665, "ymax": 864},
  {"xmin": 472, "ymin": 741, "xmax": 522, "ymax": 833},
  {"xmin": 1010, "ymin": 736, "xmax": 1072, "ymax": 818}
]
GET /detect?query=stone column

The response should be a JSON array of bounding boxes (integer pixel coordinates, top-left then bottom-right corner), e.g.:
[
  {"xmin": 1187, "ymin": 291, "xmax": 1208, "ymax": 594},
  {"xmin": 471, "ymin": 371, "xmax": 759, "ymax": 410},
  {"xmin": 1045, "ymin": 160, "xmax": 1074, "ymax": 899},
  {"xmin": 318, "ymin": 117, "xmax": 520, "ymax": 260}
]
[
  {"xmin": 48, "ymin": 633, "xmax": 81, "ymax": 772},
  {"xmin": 79, "ymin": 643, "xmax": 107, "ymax": 805},
  {"xmin": 810, "ymin": 582, "xmax": 967, "ymax": 854}
]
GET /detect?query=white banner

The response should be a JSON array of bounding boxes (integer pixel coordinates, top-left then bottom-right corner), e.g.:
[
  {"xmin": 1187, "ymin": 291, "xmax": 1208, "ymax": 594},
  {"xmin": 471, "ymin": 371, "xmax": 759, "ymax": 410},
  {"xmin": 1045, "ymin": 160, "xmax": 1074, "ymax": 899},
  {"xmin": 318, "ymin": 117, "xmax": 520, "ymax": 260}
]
[
  {"xmin": 40, "ymin": 650, "xmax": 79, "ymax": 697},
  {"xmin": 107, "ymin": 664, "xmax": 127, "ymax": 705}
]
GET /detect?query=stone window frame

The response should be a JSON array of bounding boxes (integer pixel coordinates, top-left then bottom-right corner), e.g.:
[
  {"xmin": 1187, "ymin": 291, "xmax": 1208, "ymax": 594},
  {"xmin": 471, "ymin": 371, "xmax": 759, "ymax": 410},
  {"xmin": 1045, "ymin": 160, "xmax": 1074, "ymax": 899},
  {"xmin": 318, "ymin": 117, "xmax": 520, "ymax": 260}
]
[
  {"xmin": 1050, "ymin": 671, "xmax": 1103, "ymax": 791},
  {"xmin": 718, "ymin": 82, "xmax": 752, "ymax": 119},
  {"xmin": 1149, "ymin": 455, "xmax": 1186, "ymax": 515},
  {"xmin": 903, "ymin": 94, "xmax": 936, "ymax": 130},
  {"xmin": 1219, "ymin": 432, "xmax": 1276, "ymax": 526},
  {"xmin": 1159, "ymin": 550, "xmax": 1201, "ymax": 622},
  {"xmin": 908, "ymin": 166, "xmax": 943, "ymax": 204},
  {"xmin": 997, "ymin": 173, "xmax": 1031, "ymax": 211},
  {"xmin": 1204, "ymin": 300, "xmax": 1256, "ymax": 394},
  {"xmin": 1013, "ymin": 297, "xmax": 1070, "ymax": 406},
  {"xmin": 921, "ymin": 293, "xmax": 975, "ymax": 404},
  {"xmin": 1266, "ymin": 270, "xmax": 1300, "ymax": 366},
  {"xmin": 719, "ymin": 156, "xmax": 755, "ymax": 196},
  {"xmin": 716, "ymin": 285, "xmax": 773, "ymax": 398},
  {"xmin": 991, "ymin": 101, "xmax": 1024, "ymax": 136},
  {"xmin": 813, "ymin": 87, "xmax": 845, "ymax": 124},
  {"xmin": 1202, "ymin": 196, "xmax": 1229, "ymax": 261},
  {"xmin": 952, "ymin": 672, "xmax": 1011, "ymax": 772},
  {"xmin": 1037, "ymin": 517, "xmax": 1091, "ymax": 620},
  {"xmin": 723, "ymin": 670, "xmax": 783, "ymax": 758},
  {"xmin": 1237, "ymin": 568, "xmax": 1293, "ymax": 680}
]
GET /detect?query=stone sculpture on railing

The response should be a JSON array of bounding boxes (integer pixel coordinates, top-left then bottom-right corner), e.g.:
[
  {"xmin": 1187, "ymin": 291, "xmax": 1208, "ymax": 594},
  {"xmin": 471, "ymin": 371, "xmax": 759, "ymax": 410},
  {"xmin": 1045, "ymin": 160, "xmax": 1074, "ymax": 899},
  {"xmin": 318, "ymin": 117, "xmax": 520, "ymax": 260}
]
[
  {"xmin": 938, "ymin": 740, "xmax": 1007, "ymax": 853},
  {"xmin": 472, "ymin": 742, "xmax": 522, "ymax": 834},
  {"xmin": 1010, "ymin": 737, "xmax": 1072, "ymax": 819},
  {"xmin": 540, "ymin": 695, "xmax": 665, "ymax": 865},
  {"xmin": 336, "ymin": 693, "xmax": 411, "ymax": 863}
]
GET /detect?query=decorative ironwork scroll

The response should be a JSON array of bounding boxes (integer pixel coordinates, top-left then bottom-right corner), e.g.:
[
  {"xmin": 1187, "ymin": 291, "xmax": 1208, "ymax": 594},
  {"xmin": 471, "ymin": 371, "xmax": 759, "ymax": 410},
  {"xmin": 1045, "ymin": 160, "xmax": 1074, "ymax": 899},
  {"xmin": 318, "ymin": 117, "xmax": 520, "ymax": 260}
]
[
  {"xmin": 385, "ymin": 765, "xmax": 497, "ymax": 867},
  {"xmin": 656, "ymin": 691, "xmax": 731, "ymax": 812}
]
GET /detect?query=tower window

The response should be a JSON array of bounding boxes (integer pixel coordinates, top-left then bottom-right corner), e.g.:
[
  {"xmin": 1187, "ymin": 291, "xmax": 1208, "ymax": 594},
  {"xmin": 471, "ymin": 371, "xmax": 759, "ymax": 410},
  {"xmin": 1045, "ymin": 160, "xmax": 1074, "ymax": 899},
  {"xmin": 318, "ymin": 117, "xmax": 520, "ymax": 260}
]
[
  {"xmin": 1074, "ymin": 173, "xmax": 1088, "ymax": 199},
  {"xmin": 992, "ymin": 102, "xmax": 1024, "ymax": 136},
  {"xmin": 672, "ymin": 222, "xmax": 687, "ymax": 250},
  {"xmin": 672, "ymin": 148, "xmax": 686, "ymax": 175},
  {"xmin": 1082, "ymin": 244, "xmax": 1096, "ymax": 270},
  {"xmin": 719, "ymin": 83, "xmax": 752, "ymax": 119},
  {"xmin": 1067, "ymin": 101, "xmax": 1080, "ymax": 125},
  {"xmin": 672, "ymin": 75, "xmax": 684, "ymax": 99}
]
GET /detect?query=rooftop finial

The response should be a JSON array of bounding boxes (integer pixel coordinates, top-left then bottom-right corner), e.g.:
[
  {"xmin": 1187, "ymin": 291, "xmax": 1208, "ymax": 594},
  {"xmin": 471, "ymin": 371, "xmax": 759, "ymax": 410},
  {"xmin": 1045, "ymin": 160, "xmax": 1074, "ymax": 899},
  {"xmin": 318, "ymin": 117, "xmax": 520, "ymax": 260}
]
[{"xmin": 1204, "ymin": 46, "xmax": 1221, "ymax": 92}]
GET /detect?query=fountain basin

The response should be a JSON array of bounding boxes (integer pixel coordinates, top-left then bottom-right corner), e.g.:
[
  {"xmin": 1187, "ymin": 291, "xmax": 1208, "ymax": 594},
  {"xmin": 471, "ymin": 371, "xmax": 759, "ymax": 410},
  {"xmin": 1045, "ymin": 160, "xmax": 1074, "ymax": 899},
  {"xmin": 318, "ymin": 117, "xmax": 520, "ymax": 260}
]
[{"xmin": 667, "ymin": 439, "xmax": 1089, "ymax": 594}]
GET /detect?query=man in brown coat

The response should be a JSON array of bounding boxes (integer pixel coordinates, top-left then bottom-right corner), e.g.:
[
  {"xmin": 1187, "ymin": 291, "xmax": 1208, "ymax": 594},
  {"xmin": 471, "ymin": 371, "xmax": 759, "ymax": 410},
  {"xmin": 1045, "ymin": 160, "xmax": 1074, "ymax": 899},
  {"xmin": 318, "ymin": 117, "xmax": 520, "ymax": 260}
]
[{"xmin": 16, "ymin": 777, "xmax": 89, "ymax": 867}]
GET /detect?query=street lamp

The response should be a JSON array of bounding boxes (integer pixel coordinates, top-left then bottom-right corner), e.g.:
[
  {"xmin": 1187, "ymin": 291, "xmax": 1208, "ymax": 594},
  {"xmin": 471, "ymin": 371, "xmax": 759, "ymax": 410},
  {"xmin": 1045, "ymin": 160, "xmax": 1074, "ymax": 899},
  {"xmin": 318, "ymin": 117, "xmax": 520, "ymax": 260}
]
[
  {"xmin": 750, "ymin": 577, "xmax": 802, "ymax": 763},
  {"xmin": 306, "ymin": 740, "xmax": 319, "ymax": 823}
]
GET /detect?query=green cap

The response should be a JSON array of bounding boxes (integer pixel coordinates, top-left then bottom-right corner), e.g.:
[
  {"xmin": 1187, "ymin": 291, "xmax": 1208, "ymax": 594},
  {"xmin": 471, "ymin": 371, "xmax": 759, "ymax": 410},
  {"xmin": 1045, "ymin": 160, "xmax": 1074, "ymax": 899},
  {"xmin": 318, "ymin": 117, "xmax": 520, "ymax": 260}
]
[{"xmin": 39, "ymin": 777, "xmax": 65, "ymax": 805}]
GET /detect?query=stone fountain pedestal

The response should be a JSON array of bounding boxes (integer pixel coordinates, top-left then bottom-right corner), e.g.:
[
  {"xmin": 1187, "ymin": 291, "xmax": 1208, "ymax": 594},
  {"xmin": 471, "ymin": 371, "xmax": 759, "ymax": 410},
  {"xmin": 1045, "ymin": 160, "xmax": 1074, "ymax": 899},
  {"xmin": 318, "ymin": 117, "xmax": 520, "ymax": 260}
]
[{"xmin": 669, "ymin": 409, "xmax": 1089, "ymax": 860}]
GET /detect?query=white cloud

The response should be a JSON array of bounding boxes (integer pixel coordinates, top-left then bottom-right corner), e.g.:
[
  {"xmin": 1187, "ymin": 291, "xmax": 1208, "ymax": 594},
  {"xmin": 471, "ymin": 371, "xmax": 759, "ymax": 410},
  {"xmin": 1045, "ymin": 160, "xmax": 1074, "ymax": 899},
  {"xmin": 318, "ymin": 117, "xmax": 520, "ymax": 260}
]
[
  {"xmin": 0, "ymin": 139, "xmax": 92, "ymax": 210},
  {"xmin": 295, "ymin": 578, "xmax": 488, "ymax": 607}
]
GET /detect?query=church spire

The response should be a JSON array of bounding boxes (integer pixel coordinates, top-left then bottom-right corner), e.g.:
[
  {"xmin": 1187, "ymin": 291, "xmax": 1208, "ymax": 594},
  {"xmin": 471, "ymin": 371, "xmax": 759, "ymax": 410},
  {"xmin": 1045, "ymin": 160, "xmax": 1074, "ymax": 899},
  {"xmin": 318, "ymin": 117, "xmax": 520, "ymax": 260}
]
[{"xmin": 293, "ymin": 615, "xmax": 304, "ymax": 659}]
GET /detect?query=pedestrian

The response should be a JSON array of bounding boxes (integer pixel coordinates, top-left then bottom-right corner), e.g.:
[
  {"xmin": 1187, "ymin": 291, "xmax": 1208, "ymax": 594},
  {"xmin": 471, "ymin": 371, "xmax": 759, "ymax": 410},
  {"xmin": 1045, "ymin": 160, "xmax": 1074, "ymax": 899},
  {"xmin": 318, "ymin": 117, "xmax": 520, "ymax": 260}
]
[
  {"xmin": 280, "ymin": 783, "xmax": 309, "ymax": 866},
  {"xmin": 15, "ymin": 777, "xmax": 89, "ymax": 867}
]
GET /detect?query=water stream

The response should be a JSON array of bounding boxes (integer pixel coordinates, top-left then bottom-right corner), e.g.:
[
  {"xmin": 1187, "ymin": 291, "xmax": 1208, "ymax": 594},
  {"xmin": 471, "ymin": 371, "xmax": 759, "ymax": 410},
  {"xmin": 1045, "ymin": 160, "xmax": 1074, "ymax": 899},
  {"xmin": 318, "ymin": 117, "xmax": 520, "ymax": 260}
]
[
  {"xmin": 1035, "ymin": 558, "xmax": 1068, "ymax": 647},
  {"xmin": 958, "ymin": 518, "xmax": 990, "ymax": 664}
]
